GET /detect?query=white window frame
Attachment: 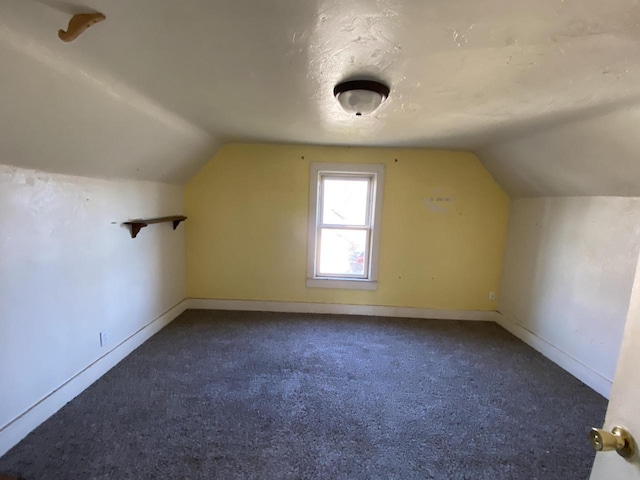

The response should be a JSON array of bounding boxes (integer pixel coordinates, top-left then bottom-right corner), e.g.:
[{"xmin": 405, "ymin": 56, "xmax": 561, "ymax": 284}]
[{"xmin": 307, "ymin": 163, "xmax": 385, "ymax": 290}]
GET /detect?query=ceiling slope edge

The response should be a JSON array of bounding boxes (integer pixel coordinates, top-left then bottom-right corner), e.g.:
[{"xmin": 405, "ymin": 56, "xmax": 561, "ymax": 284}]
[
  {"xmin": 0, "ymin": 14, "xmax": 219, "ymax": 185},
  {"xmin": 475, "ymin": 103, "xmax": 640, "ymax": 198}
]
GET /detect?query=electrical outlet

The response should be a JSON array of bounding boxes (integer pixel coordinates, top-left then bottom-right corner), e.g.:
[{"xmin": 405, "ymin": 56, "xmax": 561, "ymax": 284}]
[
  {"xmin": 489, "ymin": 291, "xmax": 496, "ymax": 301},
  {"xmin": 100, "ymin": 330, "xmax": 109, "ymax": 347}
]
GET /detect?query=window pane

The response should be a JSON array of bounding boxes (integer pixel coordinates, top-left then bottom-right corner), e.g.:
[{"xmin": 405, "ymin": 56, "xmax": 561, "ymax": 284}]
[
  {"xmin": 321, "ymin": 177, "xmax": 369, "ymax": 226},
  {"xmin": 318, "ymin": 228, "xmax": 368, "ymax": 276}
]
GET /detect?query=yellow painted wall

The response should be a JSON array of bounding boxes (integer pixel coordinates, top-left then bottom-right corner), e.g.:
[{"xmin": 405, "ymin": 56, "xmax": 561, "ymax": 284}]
[{"xmin": 185, "ymin": 144, "xmax": 509, "ymax": 310}]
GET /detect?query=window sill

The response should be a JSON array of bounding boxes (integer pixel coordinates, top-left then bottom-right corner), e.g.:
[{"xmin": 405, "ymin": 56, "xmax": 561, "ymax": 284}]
[{"xmin": 306, "ymin": 278, "xmax": 378, "ymax": 290}]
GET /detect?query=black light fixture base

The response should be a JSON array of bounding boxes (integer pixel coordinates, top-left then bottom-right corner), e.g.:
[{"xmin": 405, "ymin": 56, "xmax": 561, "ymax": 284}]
[{"xmin": 333, "ymin": 80, "xmax": 390, "ymax": 99}]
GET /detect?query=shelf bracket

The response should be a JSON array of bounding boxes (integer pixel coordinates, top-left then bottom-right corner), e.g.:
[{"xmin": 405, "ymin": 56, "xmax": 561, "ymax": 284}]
[
  {"xmin": 172, "ymin": 218, "xmax": 185, "ymax": 230},
  {"xmin": 128, "ymin": 222, "xmax": 148, "ymax": 239},
  {"xmin": 58, "ymin": 13, "xmax": 106, "ymax": 43}
]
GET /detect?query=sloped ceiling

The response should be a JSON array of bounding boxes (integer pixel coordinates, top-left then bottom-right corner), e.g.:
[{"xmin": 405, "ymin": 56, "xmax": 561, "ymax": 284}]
[
  {"xmin": 478, "ymin": 106, "xmax": 640, "ymax": 197},
  {"xmin": 1, "ymin": 0, "xmax": 640, "ymax": 192}
]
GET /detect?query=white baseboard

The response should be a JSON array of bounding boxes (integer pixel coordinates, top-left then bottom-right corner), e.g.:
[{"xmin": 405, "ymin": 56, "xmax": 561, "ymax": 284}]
[
  {"xmin": 493, "ymin": 312, "xmax": 612, "ymax": 398},
  {"xmin": 4, "ymin": 300, "xmax": 607, "ymax": 458},
  {"xmin": 186, "ymin": 298, "xmax": 496, "ymax": 321},
  {"xmin": 0, "ymin": 299, "xmax": 188, "ymax": 457}
]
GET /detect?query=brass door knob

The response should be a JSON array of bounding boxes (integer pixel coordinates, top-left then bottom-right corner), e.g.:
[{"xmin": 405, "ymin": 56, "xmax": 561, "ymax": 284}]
[{"xmin": 589, "ymin": 426, "xmax": 635, "ymax": 458}]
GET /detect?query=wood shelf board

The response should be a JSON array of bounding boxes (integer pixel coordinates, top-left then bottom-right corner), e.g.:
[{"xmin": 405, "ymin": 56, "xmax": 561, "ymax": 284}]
[
  {"xmin": 124, "ymin": 215, "xmax": 186, "ymax": 226},
  {"xmin": 123, "ymin": 215, "xmax": 187, "ymax": 238}
]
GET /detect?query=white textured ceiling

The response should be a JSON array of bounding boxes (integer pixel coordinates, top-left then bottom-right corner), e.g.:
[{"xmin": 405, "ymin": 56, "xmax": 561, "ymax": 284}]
[{"xmin": 1, "ymin": 0, "xmax": 640, "ymax": 191}]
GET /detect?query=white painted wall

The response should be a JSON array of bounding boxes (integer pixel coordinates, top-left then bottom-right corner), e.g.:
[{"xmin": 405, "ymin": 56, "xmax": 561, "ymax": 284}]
[
  {"xmin": 497, "ymin": 197, "xmax": 640, "ymax": 397},
  {"xmin": 0, "ymin": 165, "xmax": 186, "ymax": 455}
]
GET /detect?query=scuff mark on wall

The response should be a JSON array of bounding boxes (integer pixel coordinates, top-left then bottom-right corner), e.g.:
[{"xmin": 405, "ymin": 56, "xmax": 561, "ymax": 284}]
[{"xmin": 423, "ymin": 189, "xmax": 455, "ymax": 213}]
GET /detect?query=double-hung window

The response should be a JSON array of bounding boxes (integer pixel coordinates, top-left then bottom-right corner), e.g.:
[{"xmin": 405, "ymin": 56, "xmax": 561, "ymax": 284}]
[{"xmin": 307, "ymin": 163, "xmax": 385, "ymax": 290}]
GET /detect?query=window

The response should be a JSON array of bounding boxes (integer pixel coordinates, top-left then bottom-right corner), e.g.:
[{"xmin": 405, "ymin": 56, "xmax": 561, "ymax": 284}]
[{"xmin": 307, "ymin": 163, "xmax": 385, "ymax": 290}]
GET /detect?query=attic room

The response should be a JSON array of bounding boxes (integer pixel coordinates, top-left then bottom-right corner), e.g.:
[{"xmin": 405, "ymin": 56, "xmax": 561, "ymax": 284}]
[{"xmin": 1, "ymin": 0, "xmax": 640, "ymax": 479}]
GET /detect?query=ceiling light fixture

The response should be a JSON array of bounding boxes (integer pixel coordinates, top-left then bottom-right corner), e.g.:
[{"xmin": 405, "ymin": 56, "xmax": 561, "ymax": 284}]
[{"xmin": 334, "ymin": 80, "xmax": 390, "ymax": 116}]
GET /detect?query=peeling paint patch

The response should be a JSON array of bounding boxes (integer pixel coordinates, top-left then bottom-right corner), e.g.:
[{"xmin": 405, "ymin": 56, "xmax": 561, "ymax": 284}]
[
  {"xmin": 423, "ymin": 196, "xmax": 455, "ymax": 213},
  {"xmin": 451, "ymin": 24, "xmax": 473, "ymax": 48}
]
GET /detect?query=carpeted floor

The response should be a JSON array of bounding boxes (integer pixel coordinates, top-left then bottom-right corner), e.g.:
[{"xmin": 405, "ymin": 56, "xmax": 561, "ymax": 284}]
[{"xmin": 0, "ymin": 310, "xmax": 607, "ymax": 479}]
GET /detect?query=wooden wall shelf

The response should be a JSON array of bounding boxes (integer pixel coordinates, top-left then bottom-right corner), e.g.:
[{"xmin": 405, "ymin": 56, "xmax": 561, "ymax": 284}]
[{"xmin": 123, "ymin": 215, "xmax": 187, "ymax": 238}]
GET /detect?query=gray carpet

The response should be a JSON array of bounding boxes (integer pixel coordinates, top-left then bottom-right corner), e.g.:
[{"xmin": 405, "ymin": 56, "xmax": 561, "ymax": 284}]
[{"xmin": 0, "ymin": 309, "xmax": 607, "ymax": 479}]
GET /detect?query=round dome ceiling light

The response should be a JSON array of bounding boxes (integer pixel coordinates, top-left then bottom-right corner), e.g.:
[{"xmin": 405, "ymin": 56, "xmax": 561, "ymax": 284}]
[{"xmin": 334, "ymin": 80, "xmax": 390, "ymax": 116}]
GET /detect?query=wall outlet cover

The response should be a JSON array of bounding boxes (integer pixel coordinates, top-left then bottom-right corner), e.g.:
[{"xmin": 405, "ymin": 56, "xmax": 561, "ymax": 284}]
[{"xmin": 100, "ymin": 330, "xmax": 108, "ymax": 347}]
